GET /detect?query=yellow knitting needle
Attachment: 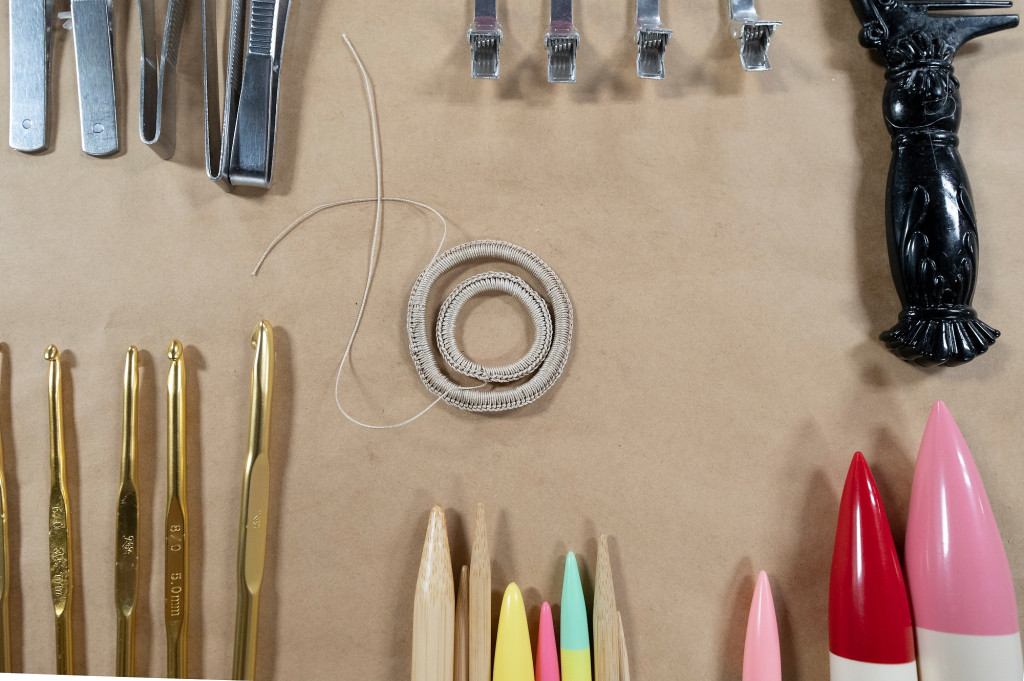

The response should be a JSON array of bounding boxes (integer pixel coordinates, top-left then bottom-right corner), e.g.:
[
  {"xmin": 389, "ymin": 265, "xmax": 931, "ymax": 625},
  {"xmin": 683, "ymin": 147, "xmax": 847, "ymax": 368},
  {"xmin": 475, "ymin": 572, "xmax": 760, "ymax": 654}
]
[
  {"xmin": 115, "ymin": 347, "xmax": 140, "ymax": 676},
  {"xmin": 165, "ymin": 341, "xmax": 188, "ymax": 678},
  {"xmin": 232, "ymin": 321, "xmax": 275, "ymax": 680},
  {"xmin": 0, "ymin": 347, "xmax": 10, "ymax": 672},
  {"xmin": 45, "ymin": 345, "xmax": 73, "ymax": 675}
]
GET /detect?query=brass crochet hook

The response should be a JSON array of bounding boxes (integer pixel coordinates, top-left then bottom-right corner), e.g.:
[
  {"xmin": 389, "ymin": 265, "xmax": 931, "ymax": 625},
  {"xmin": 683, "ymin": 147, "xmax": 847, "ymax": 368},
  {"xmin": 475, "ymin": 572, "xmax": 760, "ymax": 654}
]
[
  {"xmin": 0, "ymin": 348, "xmax": 10, "ymax": 672},
  {"xmin": 115, "ymin": 347, "xmax": 140, "ymax": 676},
  {"xmin": 45, "ymin": 345, "xmax": 74, "ymax": 675},
  {"xmin": 165, "ymin": 340, "xmax": 188, "ymax": 678},
  {"xmin": 232, "ymin": 321, "xmax": 275, "ymax": 680}
]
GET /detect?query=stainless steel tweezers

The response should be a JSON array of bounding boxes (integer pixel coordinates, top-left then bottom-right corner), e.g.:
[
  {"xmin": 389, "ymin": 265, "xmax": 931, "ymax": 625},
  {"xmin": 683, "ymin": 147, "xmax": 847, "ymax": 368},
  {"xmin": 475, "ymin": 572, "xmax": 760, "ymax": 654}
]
[
  {"xmin": 10, "ymin": 0, "xmax": 118, "ymax": 155},
  {"xmin": 138, "ymin": 0, "xmax": 290, "ymax": 190}
]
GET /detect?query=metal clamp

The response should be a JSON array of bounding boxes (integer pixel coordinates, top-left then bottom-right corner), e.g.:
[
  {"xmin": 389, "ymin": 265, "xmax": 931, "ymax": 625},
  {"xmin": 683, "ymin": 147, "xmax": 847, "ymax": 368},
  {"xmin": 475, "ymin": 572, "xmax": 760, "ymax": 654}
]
[
  {"xmin": 636, "ymin": 0, "xmax": 672, "ymax": 79},
  {"xmin": 138, "ymin": 0, "xmax": 291, "ymax": 190},
  {"xmin": 728, "ymin": 0, "xmax": 781, "ymax": 71},
  {"xmin": 545, "ymin": 0, "xmax": 580, "ymax": 83},
  {"xmin": 468, "ymin": 0, "xmax": 502, "ymax": 78}
]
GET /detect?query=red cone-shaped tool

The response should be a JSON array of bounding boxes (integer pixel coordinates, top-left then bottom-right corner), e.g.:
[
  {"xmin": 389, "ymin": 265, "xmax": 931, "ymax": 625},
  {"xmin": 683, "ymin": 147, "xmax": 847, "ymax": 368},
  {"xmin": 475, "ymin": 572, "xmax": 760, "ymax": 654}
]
[{"xmin": 829, "ymin": 452, "xmax": 917, "ymax": 680}]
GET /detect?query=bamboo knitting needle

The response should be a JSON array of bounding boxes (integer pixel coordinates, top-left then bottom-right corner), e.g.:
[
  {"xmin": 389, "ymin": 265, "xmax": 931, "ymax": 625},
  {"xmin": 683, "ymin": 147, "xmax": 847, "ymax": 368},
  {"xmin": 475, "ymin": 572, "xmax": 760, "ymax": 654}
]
[
  {"xmin": 455, "ymin": 565, "xmax": 469, "ymax": 681},
  {"xmin": 594, "ymin": 534, "xmax": 619, "ymax": 681},
  {"xmin": 233, "ymin": 321, "xmax": 275, "ymax": 681},
  {"xmin": 469, "ymin": 503, "xmax": 490, "ymax": 681},
  {"xmin": 45, "ymin": 345, "xmax": 74, "ymax": 675},
  {"xmin": 165, "ymin": 341, "xmax": 188, "ymax": 678},
  {"xmin": 0, "ymin": 348, "xmax": 9, "ymax": 672},
  {"xmin": 115, "ymin": 347, "xmax": 140, "ymax": 677},
  {"xmin": 412, "ymin": 505, "xmax": 454, "ymax": 681},
  {"xmin": 617, "ymin": 613, "xmax": 630, "ymax": 681}
]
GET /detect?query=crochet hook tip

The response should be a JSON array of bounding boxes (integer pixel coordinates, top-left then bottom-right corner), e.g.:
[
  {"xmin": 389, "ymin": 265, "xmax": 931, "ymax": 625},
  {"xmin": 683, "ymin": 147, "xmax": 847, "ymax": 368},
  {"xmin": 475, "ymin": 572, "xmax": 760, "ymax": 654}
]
[
  {"xmin": 251, "ymin": 320, "xmax": 271, "ymax": 349},
  {"xmin": 167, "ymin": 340, "xmax": 183, "ymax": 361}
]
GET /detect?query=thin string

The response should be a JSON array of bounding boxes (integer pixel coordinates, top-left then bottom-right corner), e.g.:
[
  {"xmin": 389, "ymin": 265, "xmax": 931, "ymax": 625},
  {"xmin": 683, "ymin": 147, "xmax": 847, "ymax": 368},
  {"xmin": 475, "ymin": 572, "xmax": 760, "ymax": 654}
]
[
  {"xmin": 252, "ymin": 35, "xmax": 567, "ymax": 424},
  {"xmin": 252, "ymin": 35, "xmax": 454, "ymax": 429}
]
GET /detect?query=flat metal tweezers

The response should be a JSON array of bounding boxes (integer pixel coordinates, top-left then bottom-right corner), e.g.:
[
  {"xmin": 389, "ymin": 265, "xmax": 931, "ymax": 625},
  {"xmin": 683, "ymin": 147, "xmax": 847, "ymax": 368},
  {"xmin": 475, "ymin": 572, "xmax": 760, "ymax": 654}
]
[
  {"xmin": 9, "ymin": 0, "xmax": 53, "ymax": 151},
  {"xmin": 138, "ymin": 0, "xmax": 291, "ymax": 190},
  {"xmin": 10, "ymin": 0, "xmax": 117, "ymax": 155}
]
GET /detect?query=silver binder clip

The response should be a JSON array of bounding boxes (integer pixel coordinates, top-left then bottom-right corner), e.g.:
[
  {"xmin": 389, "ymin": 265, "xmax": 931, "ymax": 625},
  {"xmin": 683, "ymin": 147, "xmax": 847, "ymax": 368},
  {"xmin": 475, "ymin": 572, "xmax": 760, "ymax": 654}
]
[
  {"xmin": 636, "ymin": 0, "xmax": 672, "ymax": 79},
  {"xmin": 9, "ymin": 0, "xmax": 53, "ymax": 152},
  {"xmin": 545, "ymin": 0, "xmax": 580, "ymax": 83},
  {"xmin": 468, "ymin": 0, "xmax": 502, "ymax": 79},
  {"xmin": 138, "ymin": 0, "xmax": 291, "ymax": 190},
  {"xmin": 59, "ymin": 0, "xmax": 119, "ymax": 156},
  {"xmin": 728, "ymin": 0, "xmax": 780, "ymax": 71}
]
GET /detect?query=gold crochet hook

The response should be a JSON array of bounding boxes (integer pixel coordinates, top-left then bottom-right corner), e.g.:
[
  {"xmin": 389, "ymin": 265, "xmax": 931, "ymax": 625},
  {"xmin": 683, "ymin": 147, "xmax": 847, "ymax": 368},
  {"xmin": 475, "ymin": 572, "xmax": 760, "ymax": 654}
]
[
  {"xmin": 45, "ymin": 345, "xmax": 73, "ymax": 675},
  {"xmin": 115, "ymin": 347, "xmax": 140, "ymax": 676},
  {"xmin": 0, "ymin": 347, "xmax": 10, "ymax": 672},
  {"xmin": 165, "ymin": 340, "xmax": 188, "ymax": 678},
  {"xmin": 232, "ymin": 321, "xmax": 275, "ymax": 680}
]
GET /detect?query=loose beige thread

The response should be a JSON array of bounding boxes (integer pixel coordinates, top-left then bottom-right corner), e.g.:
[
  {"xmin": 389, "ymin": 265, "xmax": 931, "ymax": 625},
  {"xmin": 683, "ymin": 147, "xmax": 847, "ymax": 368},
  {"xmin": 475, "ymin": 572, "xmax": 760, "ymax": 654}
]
[{"xmin": 253, "ymin": 34, "xmax": 572, "ymax": 426}]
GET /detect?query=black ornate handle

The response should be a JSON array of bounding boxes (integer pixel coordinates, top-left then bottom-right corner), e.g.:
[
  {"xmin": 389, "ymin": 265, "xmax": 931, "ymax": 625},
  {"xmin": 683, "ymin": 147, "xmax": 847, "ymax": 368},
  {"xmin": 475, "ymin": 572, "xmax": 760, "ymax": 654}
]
[{"xmin": 850, "ymin": 0, "xmax": 1018, "ymax": 366}]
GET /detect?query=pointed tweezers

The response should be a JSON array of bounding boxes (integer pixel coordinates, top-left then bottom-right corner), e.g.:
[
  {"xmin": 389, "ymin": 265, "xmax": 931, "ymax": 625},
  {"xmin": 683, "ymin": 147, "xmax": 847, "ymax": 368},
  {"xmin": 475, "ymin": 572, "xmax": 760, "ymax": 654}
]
[
  {"xmin": 232, "ymin": 321, "xmax": 275, "ymax": 680},
  {"xmin": 138, "ymin": 0, "xmax": 291, "ymax": 189}
]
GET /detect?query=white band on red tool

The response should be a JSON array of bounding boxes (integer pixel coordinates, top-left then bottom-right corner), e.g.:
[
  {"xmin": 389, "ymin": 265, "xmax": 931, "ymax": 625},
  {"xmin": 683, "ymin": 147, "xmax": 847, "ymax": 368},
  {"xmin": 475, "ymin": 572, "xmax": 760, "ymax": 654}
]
[{"xmin": 829, "ymin": 653, "xmax": 919, "ymax": 681}]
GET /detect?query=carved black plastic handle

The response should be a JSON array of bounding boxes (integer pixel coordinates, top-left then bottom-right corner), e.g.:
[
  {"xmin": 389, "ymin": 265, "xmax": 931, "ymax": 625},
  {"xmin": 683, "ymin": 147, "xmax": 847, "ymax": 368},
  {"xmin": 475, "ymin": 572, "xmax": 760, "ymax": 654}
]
[{"xmin": 850, "ymin": 0, "xmax": 1018, "ymax": 366}]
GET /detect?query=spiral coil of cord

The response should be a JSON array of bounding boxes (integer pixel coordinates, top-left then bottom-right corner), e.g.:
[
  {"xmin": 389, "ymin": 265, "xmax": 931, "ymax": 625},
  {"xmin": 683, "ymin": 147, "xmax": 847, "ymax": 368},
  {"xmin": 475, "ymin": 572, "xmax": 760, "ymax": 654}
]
[{"xmin": 407, "ymin": 240, "xmax": 573, "ymax": 412}]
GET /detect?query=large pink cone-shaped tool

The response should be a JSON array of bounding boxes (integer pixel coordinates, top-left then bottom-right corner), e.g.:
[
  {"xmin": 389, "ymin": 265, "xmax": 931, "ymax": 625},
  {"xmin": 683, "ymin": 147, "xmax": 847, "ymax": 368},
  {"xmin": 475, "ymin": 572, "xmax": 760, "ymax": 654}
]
[{"xmin": 906, "ymin": 401, "xmax": 1023, "ymax": 681}]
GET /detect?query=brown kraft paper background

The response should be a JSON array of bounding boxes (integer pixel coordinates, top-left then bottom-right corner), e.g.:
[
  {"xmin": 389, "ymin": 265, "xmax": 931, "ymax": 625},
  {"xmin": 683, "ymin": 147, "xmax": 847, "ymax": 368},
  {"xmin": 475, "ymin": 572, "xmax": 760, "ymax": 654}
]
[{"xmin": 2, "ymin": 0, "xmax": 1024, "ymax": 679}]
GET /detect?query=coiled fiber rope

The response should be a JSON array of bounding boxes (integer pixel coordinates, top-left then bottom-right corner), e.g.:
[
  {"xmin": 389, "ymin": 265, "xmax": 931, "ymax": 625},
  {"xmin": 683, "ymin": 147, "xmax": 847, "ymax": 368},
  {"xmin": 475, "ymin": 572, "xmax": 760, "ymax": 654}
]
[{"xmin": 409, "ymin": 240, "xmax": 573, "ymax": 412}]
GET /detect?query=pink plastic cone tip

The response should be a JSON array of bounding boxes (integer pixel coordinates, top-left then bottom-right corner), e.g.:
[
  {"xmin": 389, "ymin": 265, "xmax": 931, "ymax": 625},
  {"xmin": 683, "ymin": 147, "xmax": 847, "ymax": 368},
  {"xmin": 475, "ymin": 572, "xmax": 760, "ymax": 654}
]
[
  {"xmin": 536, "ymin": 601, "xmax": 560, "ymax": 681},
  {"xmin": 742, "ymin": 571, "xmax": 782, "ymax": 681}
]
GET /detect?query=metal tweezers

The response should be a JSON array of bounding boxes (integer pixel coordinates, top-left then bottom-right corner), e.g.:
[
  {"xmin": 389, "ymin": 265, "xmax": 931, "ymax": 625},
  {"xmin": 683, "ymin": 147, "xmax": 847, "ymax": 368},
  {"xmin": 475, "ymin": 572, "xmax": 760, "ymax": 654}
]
[
  {"xmin": 138, "ymin": 0, "xmax": 291, "ymax": 190},
  {"xmin": 9, "ymin": 0, "xmax": 117, "ymax": 155}
]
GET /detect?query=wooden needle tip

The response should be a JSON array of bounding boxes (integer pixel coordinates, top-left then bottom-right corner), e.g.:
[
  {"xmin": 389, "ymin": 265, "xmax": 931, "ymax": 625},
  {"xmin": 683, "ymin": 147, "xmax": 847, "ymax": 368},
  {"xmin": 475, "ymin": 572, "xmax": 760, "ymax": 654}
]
[{"xmin": 428, "ymin": 505, "xmax": 446, "ymax": 529}]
